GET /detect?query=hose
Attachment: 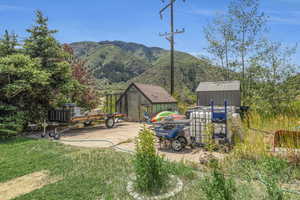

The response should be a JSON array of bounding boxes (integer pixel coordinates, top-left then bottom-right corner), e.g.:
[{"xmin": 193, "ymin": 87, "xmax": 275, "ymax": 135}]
[{"xmin": 58, "ymin": 139, "xmax": 135, "ymax": 154}]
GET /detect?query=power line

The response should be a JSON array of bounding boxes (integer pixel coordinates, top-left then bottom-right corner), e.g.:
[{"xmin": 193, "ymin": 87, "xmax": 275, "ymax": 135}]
[{"xmin": 159, "ymin": 0, "xmax": 186, "ymax": 96}]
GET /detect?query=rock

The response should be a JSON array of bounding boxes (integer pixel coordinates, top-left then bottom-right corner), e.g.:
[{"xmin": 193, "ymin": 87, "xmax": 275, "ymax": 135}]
[{"xmin": 126, "ymin": 175, "xmax": 183, "ymax": 200}]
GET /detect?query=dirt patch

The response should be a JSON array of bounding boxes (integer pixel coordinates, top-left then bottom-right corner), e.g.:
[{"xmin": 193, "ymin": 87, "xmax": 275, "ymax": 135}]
[{"xmin": 0, "ymin": 170, "xmax": 61, "ymax": 200}]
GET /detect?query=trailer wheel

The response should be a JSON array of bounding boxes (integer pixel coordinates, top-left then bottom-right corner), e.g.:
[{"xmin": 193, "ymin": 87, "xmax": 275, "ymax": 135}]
[
  {"xmin": 48, "ymin": 130, "xmax": 55, "ymax": 137},
  {"xmin": 54, "ymin": 133, "xmax": 60, "ymax": 140},
  {"xmin": 41, "ymin": 132, "xmax": 46, "ymax": 138},
  {"xmin": 105, "ymin": 118, "xmax": 115, "ymax": 128},
  {"xmin": 171, "ymin": 139, "xmax": 184, "ymax": 151}
]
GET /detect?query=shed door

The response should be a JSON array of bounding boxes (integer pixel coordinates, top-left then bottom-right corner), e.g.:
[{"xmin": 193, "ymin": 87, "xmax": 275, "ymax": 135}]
[{"xmin": 127, "ymin": 90, "xmax": 140, "ymax": 121}]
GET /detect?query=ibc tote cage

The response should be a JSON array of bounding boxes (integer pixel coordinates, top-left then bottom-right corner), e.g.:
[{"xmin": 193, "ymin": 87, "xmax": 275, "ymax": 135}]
[{"xmin": 187, "ymin": 101, "xmax": 236, "ymax": 145}]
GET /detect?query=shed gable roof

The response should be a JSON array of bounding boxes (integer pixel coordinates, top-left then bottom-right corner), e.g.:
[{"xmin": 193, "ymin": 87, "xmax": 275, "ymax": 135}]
[
  {"xmin": 133, "ymin": 83, "xmax": 177, "ymax": 103},
  {"xmin": 196, "ymin": 81, "xmax": 240, "ymax": 92}
]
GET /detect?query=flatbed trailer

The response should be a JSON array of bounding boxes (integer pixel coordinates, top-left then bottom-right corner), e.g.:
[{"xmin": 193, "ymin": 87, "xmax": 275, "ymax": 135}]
[{"xmin": 42, "ymin": 104, "xmax": 126, "ymax": 139}]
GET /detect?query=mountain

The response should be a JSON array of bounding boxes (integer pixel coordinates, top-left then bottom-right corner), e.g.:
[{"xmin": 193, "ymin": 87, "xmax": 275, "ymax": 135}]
[
  {"xmin": 70, "ymin": 41, "xmax": 158, "ymax": 82},
  {"xmin": 70, "ymin": 40, "xmax": 228, "ymax": 92},
  {"xmin": 131, "ymin": 51, "xmax": 227, "ymax": 92}
]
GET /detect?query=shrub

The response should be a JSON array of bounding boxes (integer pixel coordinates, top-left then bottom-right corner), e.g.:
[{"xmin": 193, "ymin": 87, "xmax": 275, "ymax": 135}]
[
  {"xmin": 133, "ymin": 126, "xmax": 168, "ymax": 194},
  {"xmin": 200, "ymin": 165, "xmax": 237, "ymax": 200}
]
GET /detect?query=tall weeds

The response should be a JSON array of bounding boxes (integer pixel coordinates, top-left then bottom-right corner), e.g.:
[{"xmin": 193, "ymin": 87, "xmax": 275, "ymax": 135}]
[
  {"xmin": 233, "ymin": 129, "xmax": 269, "ymax": 160},
  {"xmin": 200, "ymin": 164, "xmax": 237, "ymax": 200},
  {"xmin": 233, "ymin": 111, "xmax": 300, "ymax": 163}
]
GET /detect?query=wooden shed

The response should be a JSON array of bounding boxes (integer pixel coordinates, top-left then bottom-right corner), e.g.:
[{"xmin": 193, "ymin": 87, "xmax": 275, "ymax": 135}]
[
  {"xmin": 116, "ymin": 83, "xmax": 177, "ymax": 121},
  {"xmin": 196, "ymin": 81, "xmax": 241, "ymax": 107}
]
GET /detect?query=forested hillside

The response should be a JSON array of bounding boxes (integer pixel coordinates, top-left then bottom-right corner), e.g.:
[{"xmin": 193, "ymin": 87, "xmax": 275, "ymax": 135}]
[{"xmin": 70, "ymin": 41, "xmax": 228, "ymax": 92}]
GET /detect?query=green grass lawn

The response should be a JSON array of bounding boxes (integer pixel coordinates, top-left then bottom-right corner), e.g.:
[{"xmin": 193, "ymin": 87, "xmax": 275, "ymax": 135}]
[
  {"xmin": 1, "ymin": 138, "xmax": 300, "ymax": 200},
  {"xmin": 0, "ymin": 138, "xmax": 196, "ymax": 200}
]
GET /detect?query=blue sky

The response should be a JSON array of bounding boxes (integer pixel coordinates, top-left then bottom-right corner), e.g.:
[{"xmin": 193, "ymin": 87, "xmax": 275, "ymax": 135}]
[{"xmin": 1, "ymin": 0, "xmax": 300, "ymax": 64}]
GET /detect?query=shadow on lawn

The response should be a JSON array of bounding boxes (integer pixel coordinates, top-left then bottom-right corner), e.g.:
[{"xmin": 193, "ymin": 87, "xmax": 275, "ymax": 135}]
[{"xmin": 0, "ymin": 137, "xmax": 36, "ymax": 145}]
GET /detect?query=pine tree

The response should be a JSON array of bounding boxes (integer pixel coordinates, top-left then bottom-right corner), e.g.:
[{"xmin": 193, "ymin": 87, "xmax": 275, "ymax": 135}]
[
  {"xmin": 24, "ymin": 10, "xmax": 60, "ymax": 68},
  {"xmin": 0, "ymin": 103, "xmax": 24, "ymax": 138},
  {"xmin": 24, "ymin": 10, "xmax": 76, "ymax": 108},
  {"xmin": 0, "ymin": 54, "xmax": 51, "ymax": 121},
  {"xmin": 0, "ymin": 30, "xmax": 18, "ymax": 57}
]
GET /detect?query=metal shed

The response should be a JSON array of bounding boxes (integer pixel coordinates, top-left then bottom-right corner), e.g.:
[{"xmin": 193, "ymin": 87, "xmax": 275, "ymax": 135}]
[
  {"xmin": 196, "ymin": 81, "xmax": 241, "ymax": 107},
  {"xmin": 116, "ymin": 83, "xmax": 177, "ymax": 121}
]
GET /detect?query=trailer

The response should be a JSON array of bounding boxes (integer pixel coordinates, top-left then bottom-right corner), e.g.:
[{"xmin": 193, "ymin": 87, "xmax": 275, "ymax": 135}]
[{"xmin": 42, "ymin": 104, "xmax": 126, "ymax": 139}]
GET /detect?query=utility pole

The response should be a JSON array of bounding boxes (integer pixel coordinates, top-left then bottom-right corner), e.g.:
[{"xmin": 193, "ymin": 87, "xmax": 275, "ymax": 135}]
[{"xmin": 159, "ymin": 0, "xmax": 185, "ymax": 96}]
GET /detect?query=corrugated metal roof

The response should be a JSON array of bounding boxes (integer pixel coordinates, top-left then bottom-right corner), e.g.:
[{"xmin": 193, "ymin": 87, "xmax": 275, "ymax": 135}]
[
  {"xmin": 134, "ymin": 83, "xmax": 177, "ymax": 103},
  {"xmin": 196, "ymin": 81, "xmax": 240, "ymax": 92}
]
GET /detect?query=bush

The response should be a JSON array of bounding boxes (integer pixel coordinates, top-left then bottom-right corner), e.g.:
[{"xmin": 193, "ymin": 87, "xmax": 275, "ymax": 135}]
[
  {"xmin": 133, "ymin": 126, "xmax": 168, "ymax": 194},
  {"xmin": 200, "ymin": 165, "xmax": 237, "ymax": 200}
]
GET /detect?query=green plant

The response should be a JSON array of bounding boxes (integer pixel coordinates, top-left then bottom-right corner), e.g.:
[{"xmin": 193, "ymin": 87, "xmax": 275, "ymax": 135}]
[
  {"xmin": 259, "ymin": 175, "xmax": 284, "ymax": 200},
  {"xmin": 133, "ymin": 126, "xmax": 168, "ymax": 194},
  {"xmin": 164, "ymin": 160, "xmax": 196, "ymax": 180},
  {"xmin": 200, "ymin": 165, "xmax": 237, "ymax": 200},
  {"xmin": 205, "ymin": 123, "xmax": 218, "ymax": 152},
  {"xmin": 259, "ymin": 157, "xmax": 288, "ymax": 178}
]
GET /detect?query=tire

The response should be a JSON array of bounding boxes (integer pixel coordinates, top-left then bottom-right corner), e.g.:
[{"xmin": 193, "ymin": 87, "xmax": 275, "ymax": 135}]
[
  {"xmin": 48, "ymin": 130, "xmax": 55, "ymax": 137},
  {"xmin": 177, "ymin": 136, "xmax": 188, "ymax": 148},
  {"xmin": 41, "ymin": 132, "xmax": 46, "ymax": 138},
  {"xmin": 105, "ymin": 117, "xmax": 115, "ymax": 129},
  {"xmin": 54, "ymin": 133, "xmax": 60, "ymax": 140},
  {"xmin": 171, "ymin": 139, "xmax": 184, "ymax": 151},
  {"xmin": 84, "ymin": 121, "xmax": 92, "ymax": 127}
]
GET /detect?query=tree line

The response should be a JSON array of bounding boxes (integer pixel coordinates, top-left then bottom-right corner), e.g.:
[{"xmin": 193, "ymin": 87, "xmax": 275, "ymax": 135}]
[
  {"xmin": 0, "ymin": 11, "xmax": 97, "ymax": 137},
  {"xmin": 204, "ymin": 0, "xmax": 300, "ymax": 116}
]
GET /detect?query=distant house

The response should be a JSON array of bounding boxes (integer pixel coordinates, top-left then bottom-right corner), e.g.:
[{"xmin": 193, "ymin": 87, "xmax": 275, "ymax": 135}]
[
  {"xmin": 196, "ymin": 81, "xmax": 241, "ymax": 107},
  {"xmin": 116, "ymin": 83, "xmax": 177, "ymax": 121}
]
